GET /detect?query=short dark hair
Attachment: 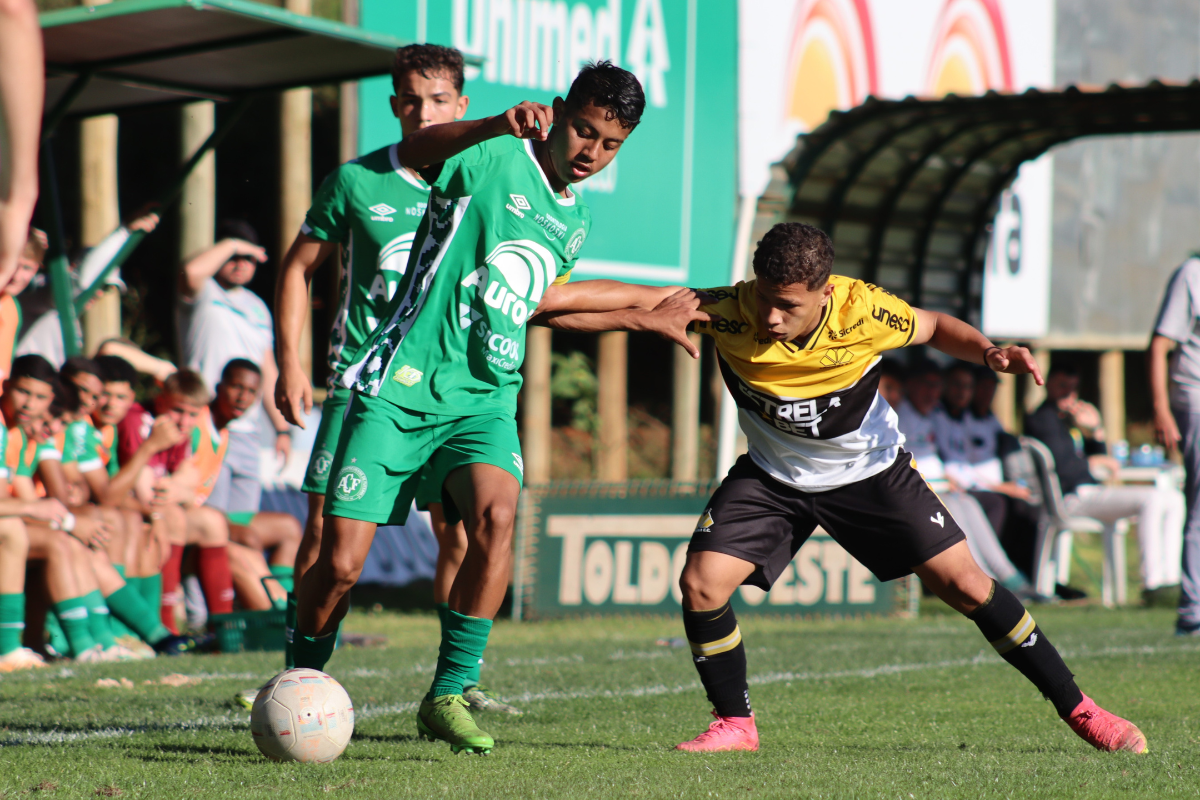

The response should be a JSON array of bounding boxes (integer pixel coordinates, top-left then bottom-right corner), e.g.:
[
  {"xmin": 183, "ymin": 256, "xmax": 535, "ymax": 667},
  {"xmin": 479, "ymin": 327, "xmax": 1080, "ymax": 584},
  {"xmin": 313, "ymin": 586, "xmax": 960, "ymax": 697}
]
[
  {"xmin": 752, "ymin": 223, "xmax": 834, "ymax": 290},
  {"xmin": 221, "ymin": 358, "xmax": 261, "ymax": 383},
  {"xmin": 216, "ymin": 219, "xmax": 258, "ymax": 246},
  {"xmin": 564, "ymin": 60, "xmax": 645, "ymax": 129},
  {"xmin": 95, "ymin": 355, "xmax": 138, "ymax": 387},
  {"xmin": 1048, "ymin": 362, "xmax": 1079, "ymax": 378},
  {"xmin": 161, "ymin": 369, "xmax": 209, "ymax": 406},
  {"xmin": 52, "ymin": 377, "xmax": 81, "ymax": 417},
  {"xmin": 907, "ymin": 358, "xmax": 942, "ymax": 381},
  {"xmin": 392, "ymin": 43, "xmax": 465, "ymax": 94},
  {"xmin": 973, "ymin": 364, "xmax": 998, "ymax": 383},
  {"xmin": 879, "ymin": 359, "xmax": 907, "ymax": 383},
  {"xmin": 10, "ymin": 354, "xmax": 59, "ymax": 386},
  {"xmin": 943, "ymin": 361, "xmax": 975, "ymax": 379},
  {"xmin": 61, "ymin": 356, "xmax": 102, "ymax": 383}
]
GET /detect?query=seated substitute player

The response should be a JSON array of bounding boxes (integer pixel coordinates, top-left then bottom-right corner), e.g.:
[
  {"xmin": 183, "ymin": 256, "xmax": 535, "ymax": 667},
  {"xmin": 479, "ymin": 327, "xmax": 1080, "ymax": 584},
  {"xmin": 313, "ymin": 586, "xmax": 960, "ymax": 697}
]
[
  {"xmin": 290, "ymin": 62, "xmax": 711, "ymax": 754},
  {"xmin": 273, "ymin": 43, "xmax": 471, "ymax": 671},
  {"xmin": 671, "ymin": 223, "xmax": 1145, "ymax": 754}
]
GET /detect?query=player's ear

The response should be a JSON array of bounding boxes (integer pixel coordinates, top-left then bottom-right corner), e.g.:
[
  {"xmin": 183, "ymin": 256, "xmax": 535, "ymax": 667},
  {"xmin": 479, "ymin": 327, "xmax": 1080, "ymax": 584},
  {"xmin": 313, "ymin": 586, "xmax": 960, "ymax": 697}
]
[
  {"xmin": 552, "ymin": 96, "xmax": 566, "ymax": 121},
  {"xmin": 820, "ymin": 281, "xmax": 834, "ymax": 305},
  {"xmin": 389, "ymin": 94, "xmax": 401, "ymax": 120},
  {"xmin": 456, "ymin": 94, "xmax": 470, "ymax": 121}
]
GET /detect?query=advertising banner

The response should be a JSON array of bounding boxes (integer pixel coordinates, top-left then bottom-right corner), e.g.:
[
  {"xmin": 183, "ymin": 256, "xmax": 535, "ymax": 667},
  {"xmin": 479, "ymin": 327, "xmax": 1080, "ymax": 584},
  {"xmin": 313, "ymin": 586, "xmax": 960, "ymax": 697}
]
[
  {"xmin": 736, "ymin": 0, "xmax": 1056, "ymax": 337},
  {"xmin": 514, "ymin": 484, "xmax": 900, "ymax": 619},
  {"xmin": 358, "ymin": 0, "xmax": 738, "ymax": 288}
]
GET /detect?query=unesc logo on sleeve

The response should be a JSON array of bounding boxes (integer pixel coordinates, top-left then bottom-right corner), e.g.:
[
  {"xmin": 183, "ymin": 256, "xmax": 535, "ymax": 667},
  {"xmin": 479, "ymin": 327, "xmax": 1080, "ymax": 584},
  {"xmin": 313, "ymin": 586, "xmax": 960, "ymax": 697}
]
[
  {"xmin": 334, "ymin": 466, "xmax": 368, "ymax": 502},
  {"xmin": 392, "ymin": 365, "xmax": 423, "ymax": 386}
]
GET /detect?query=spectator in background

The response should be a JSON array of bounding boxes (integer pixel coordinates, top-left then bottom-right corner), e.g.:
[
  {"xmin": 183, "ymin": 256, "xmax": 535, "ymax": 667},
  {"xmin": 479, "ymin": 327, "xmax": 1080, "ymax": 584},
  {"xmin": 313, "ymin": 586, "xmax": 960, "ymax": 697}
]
[
  {"xmin": 888, "ymin": 360, "xmax": 1043, "ymax": 599},
  {"xmin": 1151, "ymin": 256, "xmax": 1200, "ymax": 635},
  {"xmin": 877, "ymin": 359, "xmax": 905, "ymax": 411},
  {"xmin": 0, "ymin": 0, "xmax": 43, "ymax": 292},
  {"xmin": 1026, "ymin": 364, "xmax": 1184, "ymax": 605},
  {"xmin": 176, "ymin": 221, "xmax": 291, "ymax": 529}
]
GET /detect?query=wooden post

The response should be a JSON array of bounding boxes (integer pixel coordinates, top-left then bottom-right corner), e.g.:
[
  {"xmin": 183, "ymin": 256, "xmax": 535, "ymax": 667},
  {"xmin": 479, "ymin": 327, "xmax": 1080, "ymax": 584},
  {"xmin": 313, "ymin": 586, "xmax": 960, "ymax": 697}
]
[
  {"xmin": 1025, "ymin": 347, "xmax": 1051, "ymax": 413},
  {"xmin": 179, "ymin": 101, "xmax": 216, "ymax": 268},
  {"xmin": 340, "ymin": 0, "xmax": 360, "ymax": 165},
  {"xmin": 993, "ymin": 371, "xmax": 1017, "ymax": 432},
  {"xmin": 522, "ymin": 326, "xmax": 552, "ymax": 484},
  {"xmin": 596, "ymin": 331, "xmax": 628, "ymax": 481},
  {"xmin": 79, "ymin": 113, "xmax": 120, "ymax": 354},
  {"xmin": 672, "ymin": 332, "xmax": 701, "ymax": 482},
  {"xmin": 1099, "ymin": 349, "xmax": 1126, "ymax": 446},
  {"xmin": 282, "ymin": 0, "xmax": 313, "ymax": 379}
]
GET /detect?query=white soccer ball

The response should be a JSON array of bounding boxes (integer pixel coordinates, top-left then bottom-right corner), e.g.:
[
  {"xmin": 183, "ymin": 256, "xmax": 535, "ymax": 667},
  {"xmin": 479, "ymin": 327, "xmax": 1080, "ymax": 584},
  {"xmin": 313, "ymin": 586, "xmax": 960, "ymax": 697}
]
[{"xmin": 249, "ymin": 668, "xmax": 355, "ymax": 763}]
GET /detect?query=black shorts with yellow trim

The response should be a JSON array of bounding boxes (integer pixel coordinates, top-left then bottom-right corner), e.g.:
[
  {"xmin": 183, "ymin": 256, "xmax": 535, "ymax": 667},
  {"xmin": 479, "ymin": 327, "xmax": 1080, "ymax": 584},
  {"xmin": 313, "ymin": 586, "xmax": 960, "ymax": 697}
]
[{"xmin": 688, "ymin": 451, "xmax": 965, "ymax": 589}]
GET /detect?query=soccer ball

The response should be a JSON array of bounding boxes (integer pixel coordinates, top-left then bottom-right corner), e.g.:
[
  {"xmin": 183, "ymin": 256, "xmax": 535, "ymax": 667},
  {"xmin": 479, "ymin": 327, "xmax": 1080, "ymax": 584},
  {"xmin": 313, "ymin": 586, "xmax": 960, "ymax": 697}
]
[{"xmin": 249, "ymin": 668, "xmax": 355, "ymax": 762}]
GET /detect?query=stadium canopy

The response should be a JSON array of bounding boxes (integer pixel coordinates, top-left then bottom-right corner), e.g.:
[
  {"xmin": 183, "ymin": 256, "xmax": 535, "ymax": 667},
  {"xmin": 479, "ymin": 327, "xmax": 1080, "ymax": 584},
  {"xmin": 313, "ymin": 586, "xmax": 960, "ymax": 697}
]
[
  {"xmin": 35, "ymin": 0, "xmax": 452, "ymax": 356},
  {"xmin": 773, "ymin": 80, "xmax": 1200, "ymax": 325}
]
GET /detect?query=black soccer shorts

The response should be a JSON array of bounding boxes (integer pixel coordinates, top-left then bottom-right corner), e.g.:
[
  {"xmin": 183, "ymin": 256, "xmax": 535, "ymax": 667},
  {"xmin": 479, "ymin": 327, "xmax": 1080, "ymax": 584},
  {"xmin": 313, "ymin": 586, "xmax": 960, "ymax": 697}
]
[{"xmin": 688, "ymin": 452, "xmax": 966, "ymax": 588}]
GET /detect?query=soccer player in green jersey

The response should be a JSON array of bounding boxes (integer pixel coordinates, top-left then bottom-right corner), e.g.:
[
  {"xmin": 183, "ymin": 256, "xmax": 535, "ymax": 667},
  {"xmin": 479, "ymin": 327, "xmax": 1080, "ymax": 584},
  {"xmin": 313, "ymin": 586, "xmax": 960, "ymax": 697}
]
[
  {"xmin": 273, "ymin": 44, "xmax": 474, "ymax": 669},
  {"xmin": 282, "ymin": 61, "xmax": 710, "ymax": 753}
]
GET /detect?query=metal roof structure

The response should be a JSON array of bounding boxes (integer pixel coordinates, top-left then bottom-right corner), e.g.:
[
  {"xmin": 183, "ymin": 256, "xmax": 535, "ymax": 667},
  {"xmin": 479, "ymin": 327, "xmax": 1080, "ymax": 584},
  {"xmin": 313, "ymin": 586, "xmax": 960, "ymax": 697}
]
[
  {"xmin": 41, "ymin": 0, "xmax": 408, "ymax": 120},
  {"xmin": 774, "ymin": 80, "xmax": 1200, "ymax": 324}
]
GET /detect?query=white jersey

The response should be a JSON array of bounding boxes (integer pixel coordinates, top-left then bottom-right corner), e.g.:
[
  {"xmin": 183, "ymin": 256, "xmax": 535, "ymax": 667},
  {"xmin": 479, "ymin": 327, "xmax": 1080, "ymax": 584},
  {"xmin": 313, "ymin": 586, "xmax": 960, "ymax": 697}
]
[{"xmin": 895, "ymin": 399, "xmax": 945, "ymax": 480}]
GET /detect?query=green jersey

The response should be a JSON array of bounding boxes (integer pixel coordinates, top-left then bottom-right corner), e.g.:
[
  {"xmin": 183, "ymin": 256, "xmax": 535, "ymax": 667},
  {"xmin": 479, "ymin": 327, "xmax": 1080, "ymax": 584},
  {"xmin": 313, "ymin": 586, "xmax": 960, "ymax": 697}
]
[
  {"xmin": 343, "ymin": 137, "xmax": 588, "ymax": 417},
  {"xmin": 303, "ymin": 143, "xmax": 431, "ymax": 385},
  {"xmin": 65, "ymin": 419, "xmax": 104, "ymax": 473}
]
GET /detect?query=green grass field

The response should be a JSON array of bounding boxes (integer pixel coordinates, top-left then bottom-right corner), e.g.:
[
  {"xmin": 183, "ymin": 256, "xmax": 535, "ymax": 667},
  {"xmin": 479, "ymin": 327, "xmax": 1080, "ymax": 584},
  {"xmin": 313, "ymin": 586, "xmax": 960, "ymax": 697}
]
[{"xmin": 0, "ymin": 603, "xmax": 1197, "ymax": 799}]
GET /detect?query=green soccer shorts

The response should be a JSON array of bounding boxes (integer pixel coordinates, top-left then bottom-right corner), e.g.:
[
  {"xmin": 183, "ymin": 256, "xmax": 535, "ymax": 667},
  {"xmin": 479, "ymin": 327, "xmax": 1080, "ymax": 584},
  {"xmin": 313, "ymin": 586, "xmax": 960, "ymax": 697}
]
[
  {"xmin": 323, "ymin": 391, "xmax": 524, "ymax": 526},
  {"xmin": 301, "ymin": 384, "xmax": 353, "ymax": 495}
]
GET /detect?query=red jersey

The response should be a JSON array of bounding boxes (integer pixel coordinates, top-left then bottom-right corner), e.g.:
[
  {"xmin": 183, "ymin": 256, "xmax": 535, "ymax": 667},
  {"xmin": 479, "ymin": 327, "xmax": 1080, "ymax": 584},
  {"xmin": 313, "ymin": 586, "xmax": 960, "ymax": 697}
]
[{"xmin": 116, "ymin": 402, "xmax": 190, "ymax": 477}]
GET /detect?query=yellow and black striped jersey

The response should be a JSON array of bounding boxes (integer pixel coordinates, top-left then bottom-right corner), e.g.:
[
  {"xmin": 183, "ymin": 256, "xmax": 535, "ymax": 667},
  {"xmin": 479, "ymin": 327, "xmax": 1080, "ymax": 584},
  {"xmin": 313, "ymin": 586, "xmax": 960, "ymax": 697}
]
[{"xmin": 694, "ymin": 275, "xmax": 918, "ymax": 490}]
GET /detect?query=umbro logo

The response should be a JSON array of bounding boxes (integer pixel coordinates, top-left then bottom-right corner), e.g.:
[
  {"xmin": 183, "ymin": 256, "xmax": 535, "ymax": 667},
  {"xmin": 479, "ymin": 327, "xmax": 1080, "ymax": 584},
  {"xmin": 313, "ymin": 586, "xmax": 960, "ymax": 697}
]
[
  {"xmin": 510, "ymin": 194, "xmax": 531, "ymax": 210},
  {"xmin": 369, "ymin": 202, "xmax": 396, "ymax": 221}
]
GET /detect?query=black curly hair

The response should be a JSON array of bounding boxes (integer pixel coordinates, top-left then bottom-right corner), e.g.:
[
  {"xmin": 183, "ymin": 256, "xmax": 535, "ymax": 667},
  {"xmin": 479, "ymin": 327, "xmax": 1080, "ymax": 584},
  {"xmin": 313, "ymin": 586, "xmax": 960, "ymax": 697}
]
[
  {"xmin": 752, "ymin": 223, "xmax": 834, "ymax": 290},
  {"xmin": 564, "ymin": 60, "xmax": 645, "ymax": 129},
  {"xmin": 392, "ymin": 43, "xmax": 466, "ymax": 94}
]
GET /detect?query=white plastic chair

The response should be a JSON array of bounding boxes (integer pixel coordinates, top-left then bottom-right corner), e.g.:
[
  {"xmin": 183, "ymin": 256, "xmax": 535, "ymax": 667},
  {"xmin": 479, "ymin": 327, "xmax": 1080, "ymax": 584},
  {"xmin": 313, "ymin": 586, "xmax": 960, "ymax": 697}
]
[{"xmin": 1020, "ymin": 437, "xmax": 1129, "ymax": 607}]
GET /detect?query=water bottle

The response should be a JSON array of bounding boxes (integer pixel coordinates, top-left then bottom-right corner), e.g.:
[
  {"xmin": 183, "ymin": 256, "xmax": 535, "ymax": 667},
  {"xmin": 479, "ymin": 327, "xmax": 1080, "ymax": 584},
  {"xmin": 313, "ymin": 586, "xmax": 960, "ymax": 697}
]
[{"xmin": 1112, "ymin": 440, "xmax": 1130, "ymax": 466}]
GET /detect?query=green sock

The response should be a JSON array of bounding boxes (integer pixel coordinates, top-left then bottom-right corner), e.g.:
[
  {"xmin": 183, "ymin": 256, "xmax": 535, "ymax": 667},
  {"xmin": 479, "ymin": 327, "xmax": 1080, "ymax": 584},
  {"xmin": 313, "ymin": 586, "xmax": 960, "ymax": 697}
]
[
  {"xmin": 132, "ymin": 574, "xmax": 163, "ymax": 613},
  {"xmin": 113, "ymin": 564, "xmax": 126, "ymax": 579},
  {"xmin": 44, "ymin": 611, "xmax": 69, "ymax": 656},
  {"xmin": 83, "ymin": 590, "xmax": 117, "ymax": 650},
  {"xmin": 285, "ymin": 593, "xmax": 296, "ymax": 669},
  {"xmin": 105, "ymin": 585, "xmax": 170, "ymax": 645},
  {"xmin": 428, "ymin": 611, "xmax": 492, "ymax": 699},
  {"xmin": 0, "ymin": 593, "xmax": 25, "ymax": 655},
  {"xmin": 53, "ymin": 597, "xmax": 97, "ymax": 657},
  {"xmin": 292, "ymin": 630, "xmax": 337, "ymax": 671},
  {"xmin": 270, "ymin": 565, "xmax": 295, "ymax": 593},
  {"xmin": 437, "ymin": 602, "xmax": 483, "ymax": 687}
]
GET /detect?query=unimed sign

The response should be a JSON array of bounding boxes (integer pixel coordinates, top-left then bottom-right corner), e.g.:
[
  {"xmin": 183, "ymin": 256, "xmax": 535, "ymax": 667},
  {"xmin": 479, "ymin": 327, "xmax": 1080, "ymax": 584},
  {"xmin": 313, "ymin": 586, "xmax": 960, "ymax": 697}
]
[{"xmin": 514, "ymin": 487, "xmax": 895, "ymax": 618}]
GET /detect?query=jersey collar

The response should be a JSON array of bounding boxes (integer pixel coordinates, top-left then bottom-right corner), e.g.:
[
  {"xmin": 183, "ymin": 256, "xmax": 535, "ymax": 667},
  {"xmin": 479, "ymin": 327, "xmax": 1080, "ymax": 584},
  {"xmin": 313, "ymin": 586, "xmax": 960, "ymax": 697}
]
[
  {"xmin": 523, "ymin": 140, "xmax": 576, "ymax": 206},
  {"xmin": 389, "ymin": 144, "xmax": 429, "ymax": 191}
]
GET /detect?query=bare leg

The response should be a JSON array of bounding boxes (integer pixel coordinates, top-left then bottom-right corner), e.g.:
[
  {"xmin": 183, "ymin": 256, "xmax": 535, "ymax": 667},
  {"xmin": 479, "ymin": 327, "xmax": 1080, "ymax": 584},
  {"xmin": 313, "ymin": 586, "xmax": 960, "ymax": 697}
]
[
  {"xmin": 0, "ymin": 517, "xmax": 28, "ymax": 594},
  {"xmin": 444, "ymin": 464, "xmax": 520, "ymax": 619},
  {"xmin": 294, "ymin": 493, "xmax": 325, "ymax": 586},
  {"xmin": 231, "ymin": 511, "xmax": 301, "ymax": 567},
  {"xmin": 25, "ymin": 525, "xmax": 80, "ymax": 602},
  {"xmin": 911, "ymin": 540, "xmax": 994, "ymax": 614},
  {"xmin": 228, "ymin": 541, "xmax": 285, "ymax": 611},
  {"xmin": 429, "ymin": 503, "xmax": 468, "ymax": 605},
  {"xmin": 679, "ymin": 550, "xmax": 756, "ymax": 611},
  {"xmin": 296, "ymin": 514, "xmax": 377, "ymax": 637}
]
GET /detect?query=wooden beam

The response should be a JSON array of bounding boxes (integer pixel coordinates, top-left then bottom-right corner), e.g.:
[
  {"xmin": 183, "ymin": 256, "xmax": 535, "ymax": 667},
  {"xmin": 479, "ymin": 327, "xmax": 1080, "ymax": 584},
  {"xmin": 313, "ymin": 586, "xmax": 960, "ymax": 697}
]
[
  {"xmin": 281, "ymin": 0, "xmax": 312, "ymax": 379},
  {"xmin": 1099, "ymin": 349, "xmax": 1126, "ymax": 447},
  {"xmin": 597, "ymin": 331, "xmax": 628, "ymax": 481},
  {"xmin": 179, "ymin": 101, "xmax": 215, "ymax": 271},
  {"xmin": 522, "ymin": 326, "xmax": 552, "ymax": 484},
  {"xmin": 671, "ymin": 333, "xmax": 701, "ymax": 482},
  {"xmin": 79, "ymin": 112, "xmax": 121, "ymax": 354}
]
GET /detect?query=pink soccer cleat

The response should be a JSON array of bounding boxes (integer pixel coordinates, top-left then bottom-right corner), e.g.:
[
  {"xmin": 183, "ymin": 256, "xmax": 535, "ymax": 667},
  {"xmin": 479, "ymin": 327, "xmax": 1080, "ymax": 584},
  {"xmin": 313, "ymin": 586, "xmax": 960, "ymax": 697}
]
[
  {"xmin": 675, "ymin": 711, "xmax": 759, "ymax": 752},
  {"xmin": 1064, "ymin": 694, "xmax": 1148, "ymax": 753}
]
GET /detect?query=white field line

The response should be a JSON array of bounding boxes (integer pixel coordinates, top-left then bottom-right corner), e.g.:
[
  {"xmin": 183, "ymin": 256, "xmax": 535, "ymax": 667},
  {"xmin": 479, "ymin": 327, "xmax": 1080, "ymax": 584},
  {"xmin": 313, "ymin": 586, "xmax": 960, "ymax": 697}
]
[{"xmin": 3, "ymin": 641, "xmax": 1197, "ymax": 747}]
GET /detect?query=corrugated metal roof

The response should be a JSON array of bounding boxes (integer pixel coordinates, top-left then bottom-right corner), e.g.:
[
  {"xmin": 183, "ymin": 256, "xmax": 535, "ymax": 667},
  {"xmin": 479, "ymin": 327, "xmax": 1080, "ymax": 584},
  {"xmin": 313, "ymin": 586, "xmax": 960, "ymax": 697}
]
[{"xmin": 775, "ymin": 80, "xmax": 1200, "ymax": 324}]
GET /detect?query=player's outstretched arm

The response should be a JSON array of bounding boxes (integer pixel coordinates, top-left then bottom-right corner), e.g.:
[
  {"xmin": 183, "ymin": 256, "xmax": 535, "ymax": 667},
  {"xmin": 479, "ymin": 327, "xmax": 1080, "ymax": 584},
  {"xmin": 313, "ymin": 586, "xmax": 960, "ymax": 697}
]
[
  {"xmin": 395, "ymin": 101, "xmax": 555, "ymax": 169},
  {"xmin": 273, "ymin": 233, "xmax": 337, "ymax": 428},
  {"xmin": 531, "ymin": 280, "xmax": 685, "ymax": 319},
  {"xmin": 0, "ymin": 0, "xmax": 43, "ymax": 294},
  {"xmin": 536, "ymin": 289, "xmax": 718, "ymax": 359},
  {"xmin": 179, "ymin": 237, "xmax": 266, "ymax": 300},
  {"xmin": 911, "ymin": 307, "xmax": 1043, "ymax": 385}
]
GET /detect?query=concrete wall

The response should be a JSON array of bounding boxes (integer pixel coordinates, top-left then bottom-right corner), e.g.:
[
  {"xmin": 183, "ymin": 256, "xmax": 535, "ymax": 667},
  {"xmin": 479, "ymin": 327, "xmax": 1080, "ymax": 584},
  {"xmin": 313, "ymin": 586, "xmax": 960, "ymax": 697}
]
[{"xmin": 1047, "ymin": 0, "xmax": 1200, "ymax": 349}]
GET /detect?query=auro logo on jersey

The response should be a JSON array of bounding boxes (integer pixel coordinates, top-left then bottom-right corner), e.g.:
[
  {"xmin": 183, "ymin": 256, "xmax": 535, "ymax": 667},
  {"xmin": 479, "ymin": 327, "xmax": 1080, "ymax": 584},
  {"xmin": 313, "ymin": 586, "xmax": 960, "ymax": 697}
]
[
  {"xmin": 369, "ymin": 202, "xmax": 397, "ymax": 222},
  {"xmin": 392, "ymin": 365, "xmax": 423, "ymax": 386},
  {"xmin": 334, "ymin": 466, "xmax": 368, "ymax": 501},
  {"xmin": 534, "ymin": 212, "xmax": 567, "ymax": 241},
  {"xmin": 460, "ymin": 239, "xmax": 558, "ymax": 329},
  {"xmin": 819, "ymin": 347, "xmax": 853, "ymax": 368},
  {"xmin": 565, "ymin": 228, "xmax": 586, "ymax": 257},
  {"xmin": 308, "ymin": 448, "xmax": 334, "ymax": 480},
  {"xmin": 369, "ymin": 233, "xmax": 416, "ymax": 302}
]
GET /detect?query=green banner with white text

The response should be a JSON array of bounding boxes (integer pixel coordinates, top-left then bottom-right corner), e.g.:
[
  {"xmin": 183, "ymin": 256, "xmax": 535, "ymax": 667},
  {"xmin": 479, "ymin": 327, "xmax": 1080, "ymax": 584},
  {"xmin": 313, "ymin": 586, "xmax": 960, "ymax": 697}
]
[{"xmin": 358, "ymin": 0, "xmax": 738, "ymax": 288}]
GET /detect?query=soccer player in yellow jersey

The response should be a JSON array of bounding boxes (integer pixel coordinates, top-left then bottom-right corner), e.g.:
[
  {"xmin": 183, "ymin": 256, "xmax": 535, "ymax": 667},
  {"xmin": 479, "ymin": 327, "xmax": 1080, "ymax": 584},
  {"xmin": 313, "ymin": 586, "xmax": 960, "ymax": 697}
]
[{"xmin": 668, "ymin": 223, "xmax": 1146, "ymax": 754}]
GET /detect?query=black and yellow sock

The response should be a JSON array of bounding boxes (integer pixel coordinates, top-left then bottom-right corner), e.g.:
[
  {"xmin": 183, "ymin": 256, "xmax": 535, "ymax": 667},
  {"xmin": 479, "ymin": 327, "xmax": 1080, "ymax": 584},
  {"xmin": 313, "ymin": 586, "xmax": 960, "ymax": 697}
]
[
  {"xmin": 967, "ymin": 581, "xmax": 1082, "ymax": 717},
  {"xmin": 682, "ymin": 601, "xmax": 750, "ymax": 718}
]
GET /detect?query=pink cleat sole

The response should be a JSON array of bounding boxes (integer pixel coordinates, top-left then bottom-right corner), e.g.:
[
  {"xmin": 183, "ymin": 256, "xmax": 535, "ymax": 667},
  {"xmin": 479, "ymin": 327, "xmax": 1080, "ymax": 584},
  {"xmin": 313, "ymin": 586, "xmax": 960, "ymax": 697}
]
[
  {"xmin": 1064, "ymin": 693, "xmax": 1148, "ymax": 754},
  {"xmin": 675, "ymin": 711, "xmax": 759, "ymax": 752}
]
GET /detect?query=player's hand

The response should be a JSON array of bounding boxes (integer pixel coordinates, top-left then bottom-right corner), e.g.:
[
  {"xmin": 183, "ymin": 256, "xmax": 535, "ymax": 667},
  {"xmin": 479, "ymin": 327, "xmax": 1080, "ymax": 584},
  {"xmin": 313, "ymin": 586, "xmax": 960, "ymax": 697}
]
[
  {"xmin": 1154, "ymin": 408, "xmax": 1182, "ymax": 454},
  {"xmin": 145, "ymin": 416, "xmax": 184, "ymax": 454},
  {"xmin": 24, "ymin": 497, "xmax": 68, "ymax": 525},
  {"xmin": 126, "ymin": 203, "xmax": 161, "ymax": 233},
  {"xmin": 275, "ymin": 359, "xmax": 312, "ymax": 428},
  {"xmin": 1066, "ymin": 398, "xmax": 1103, "ymax": 432},
  {"xmin": 496, "ymin": 101, "xmax": 554, "ymax": 141},
  {"xmin": 640, "ymin": 288, "xmax": 721, "ymax": 359},
  {"xmin": 151, "ymin": 476, "xmax": 184, "ymax": 507},
  {"xmin": 985, "ymin": 345, "xmax": 1043, "ymax": 385}
]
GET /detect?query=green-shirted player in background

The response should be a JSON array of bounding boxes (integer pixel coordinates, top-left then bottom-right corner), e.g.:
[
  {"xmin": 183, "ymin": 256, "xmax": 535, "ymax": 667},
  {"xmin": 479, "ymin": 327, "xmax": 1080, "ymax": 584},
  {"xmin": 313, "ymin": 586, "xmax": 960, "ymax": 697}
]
[
  {"xmin": 272, "ymin": 45, "xmax": 513, "ymax": 711},
  {"xmin": 279, "ymin": 60, "xmax": 713, "ymax": 754}
]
